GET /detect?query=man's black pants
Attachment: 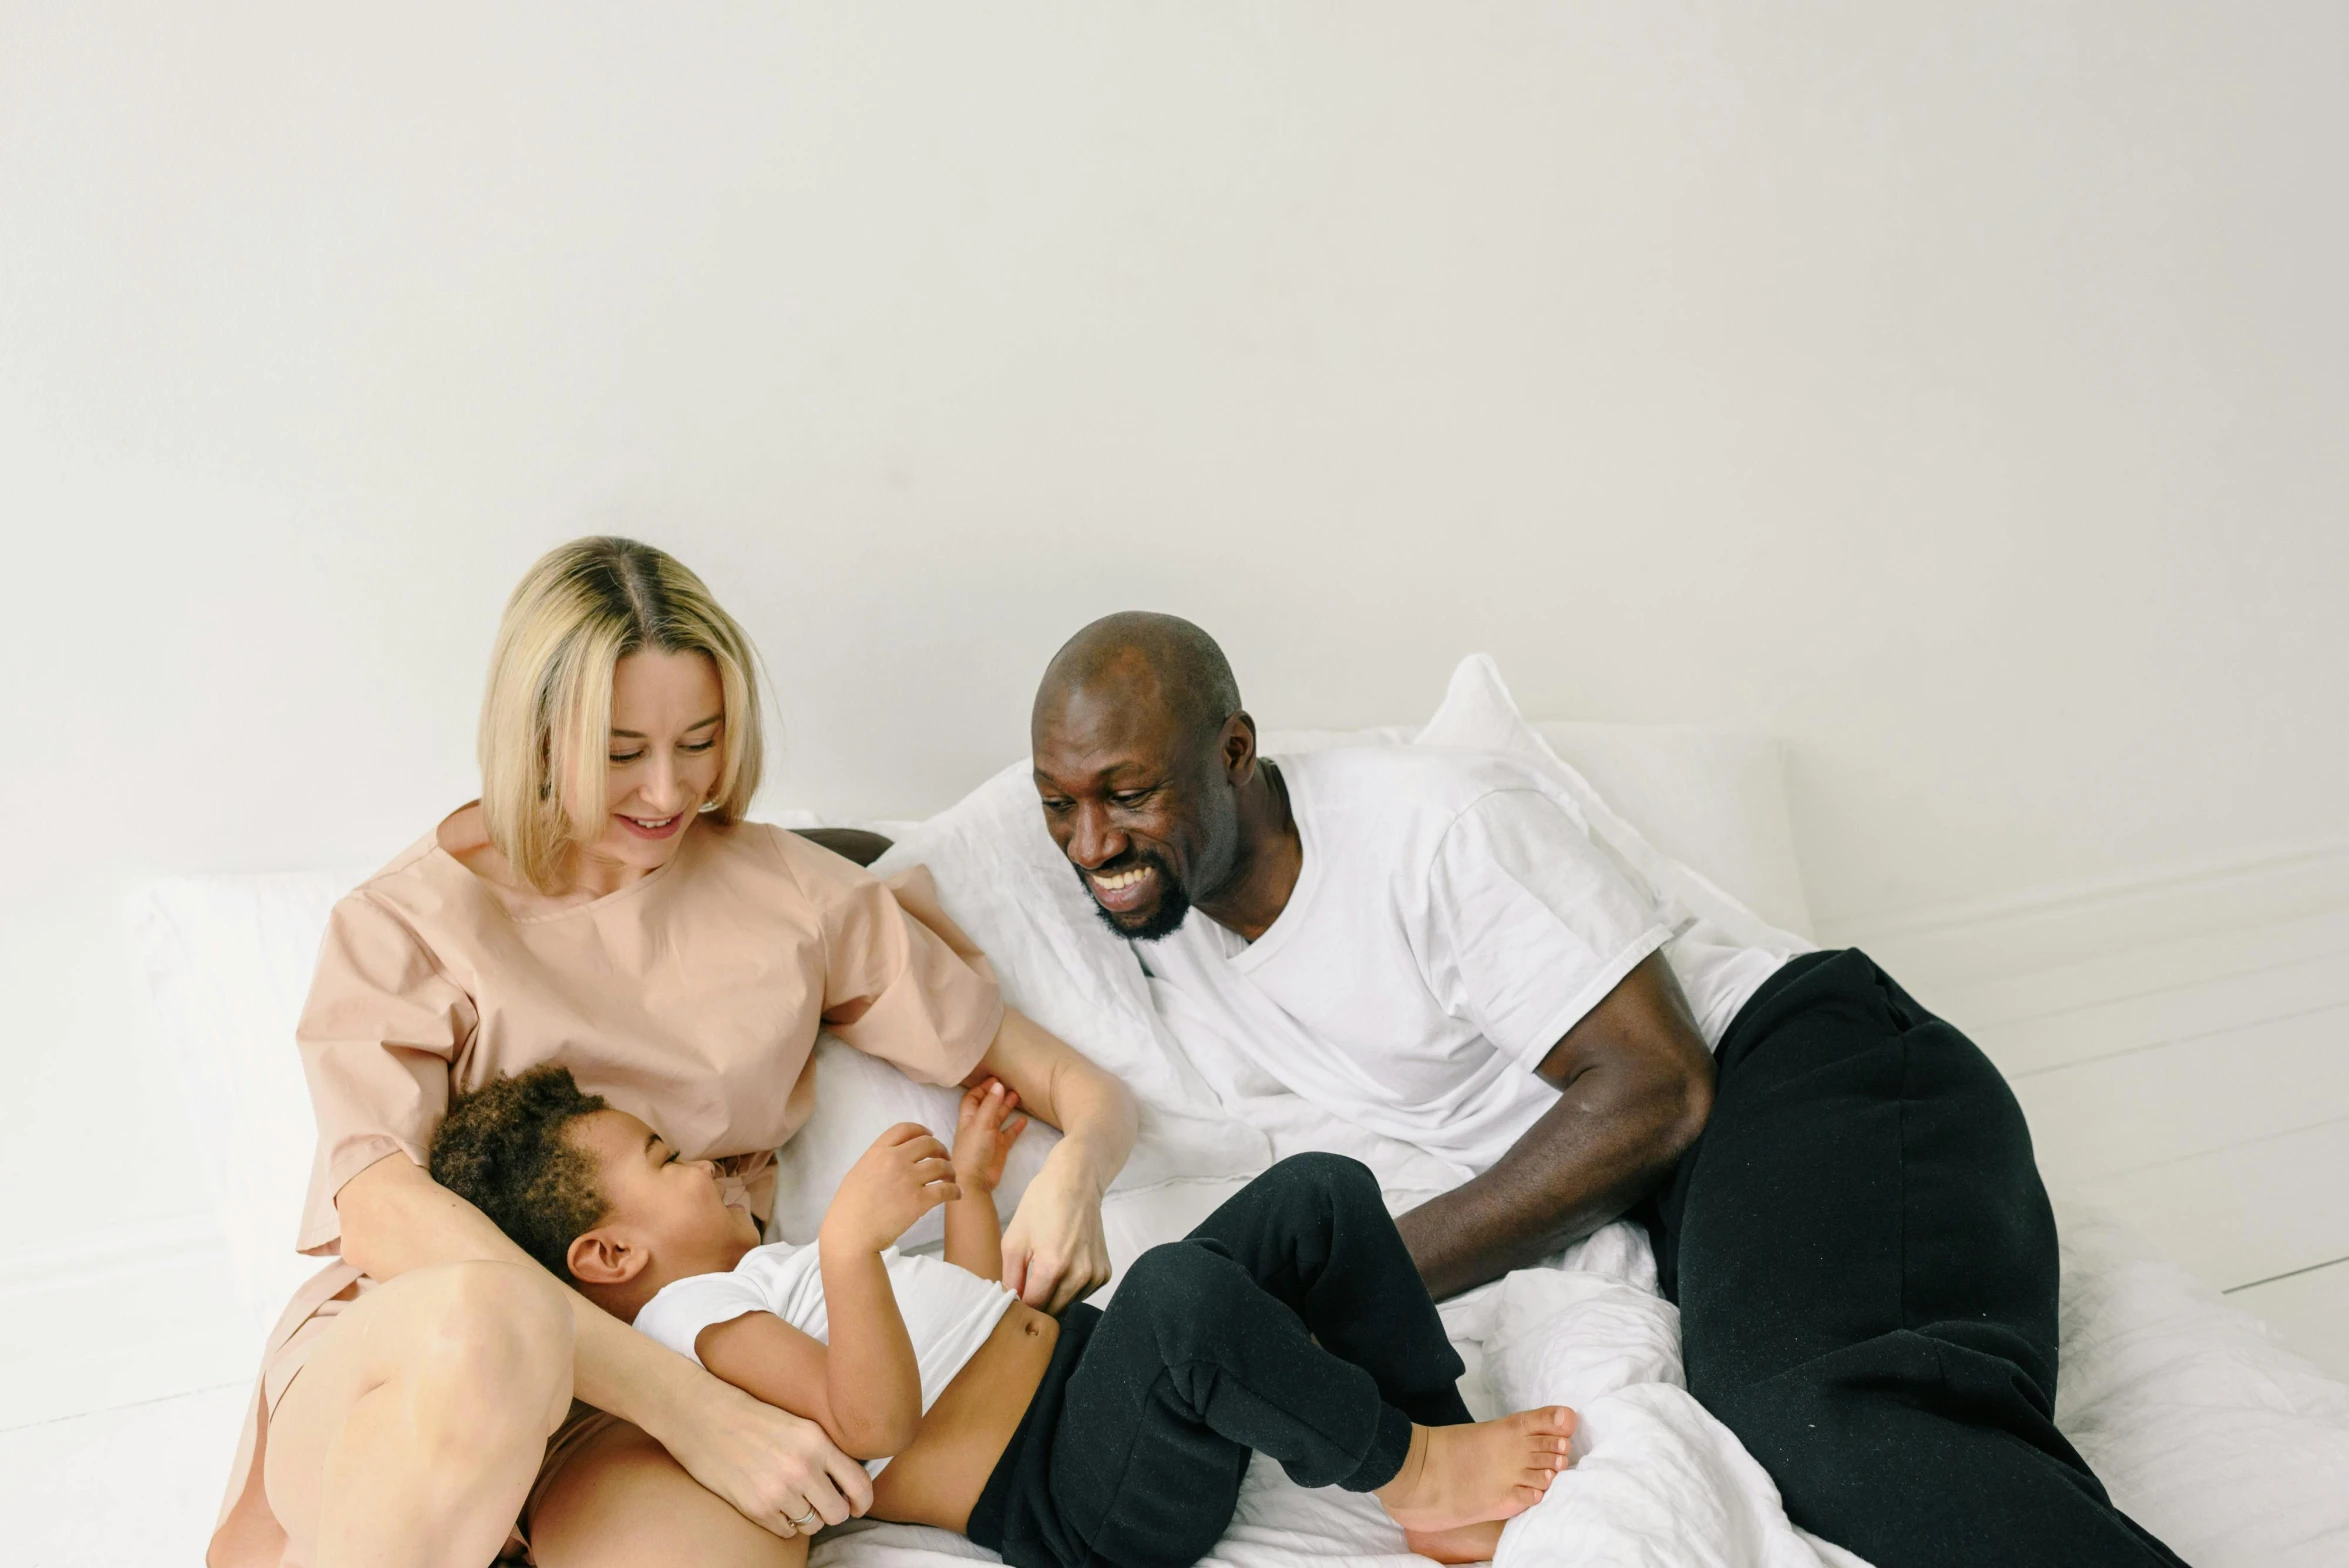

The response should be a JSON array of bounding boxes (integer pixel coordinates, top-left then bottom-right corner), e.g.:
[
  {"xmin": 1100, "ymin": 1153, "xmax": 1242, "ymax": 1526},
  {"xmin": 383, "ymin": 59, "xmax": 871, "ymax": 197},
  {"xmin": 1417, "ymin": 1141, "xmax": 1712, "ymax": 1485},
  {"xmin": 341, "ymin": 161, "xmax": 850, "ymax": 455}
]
[
  {"xmin": 1641, "ymin": 948, "xmax": 2185, "ymax": 1567},
  {"xmin": 969, "ymin": 1152, "xmax": 1473, "ymax": 1568}
]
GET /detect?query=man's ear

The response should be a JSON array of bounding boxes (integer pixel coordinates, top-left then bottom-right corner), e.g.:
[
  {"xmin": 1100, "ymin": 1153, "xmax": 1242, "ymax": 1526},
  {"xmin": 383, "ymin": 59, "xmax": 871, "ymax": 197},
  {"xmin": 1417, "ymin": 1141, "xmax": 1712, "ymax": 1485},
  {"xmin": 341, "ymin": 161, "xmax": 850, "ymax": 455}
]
[
  {"xmin": 1220, "ymin": 711, "xmax": 1258, "ymax": 782},
  {"xmin": 566, "ymin": 1225, "xmax": 649, "ymax": 1288}
]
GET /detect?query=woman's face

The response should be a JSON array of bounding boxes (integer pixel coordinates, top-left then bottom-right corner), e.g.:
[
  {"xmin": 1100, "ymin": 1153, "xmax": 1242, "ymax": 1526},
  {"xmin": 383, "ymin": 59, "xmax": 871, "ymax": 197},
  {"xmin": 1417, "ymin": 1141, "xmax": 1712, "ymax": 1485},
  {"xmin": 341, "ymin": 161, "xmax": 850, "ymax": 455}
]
[{"xmin": 578, "ymin": 647, "xmax": 726, "ymax": 884}]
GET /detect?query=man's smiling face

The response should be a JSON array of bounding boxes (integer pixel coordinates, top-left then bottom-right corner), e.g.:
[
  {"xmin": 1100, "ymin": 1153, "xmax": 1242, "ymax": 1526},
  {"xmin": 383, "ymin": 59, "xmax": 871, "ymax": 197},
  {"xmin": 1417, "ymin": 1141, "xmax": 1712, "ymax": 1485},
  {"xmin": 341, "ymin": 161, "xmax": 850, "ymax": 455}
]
[{"xmin": 1030, "ymin": 665, "xmax": 1244, "ymax": 942}]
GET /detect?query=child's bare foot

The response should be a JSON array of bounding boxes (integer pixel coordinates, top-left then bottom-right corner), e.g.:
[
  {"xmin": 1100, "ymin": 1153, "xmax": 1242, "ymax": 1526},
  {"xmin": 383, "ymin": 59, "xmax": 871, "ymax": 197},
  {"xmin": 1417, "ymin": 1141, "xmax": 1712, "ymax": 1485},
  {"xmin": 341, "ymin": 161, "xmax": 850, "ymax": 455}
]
[
  {"xmin": 1403, "ymin": 1519, "xmax": 1507, "ymax": 1564},
  {"xmin": 1374, "ymin": 1407, "xmax": 1576, "ymax": 1533}
]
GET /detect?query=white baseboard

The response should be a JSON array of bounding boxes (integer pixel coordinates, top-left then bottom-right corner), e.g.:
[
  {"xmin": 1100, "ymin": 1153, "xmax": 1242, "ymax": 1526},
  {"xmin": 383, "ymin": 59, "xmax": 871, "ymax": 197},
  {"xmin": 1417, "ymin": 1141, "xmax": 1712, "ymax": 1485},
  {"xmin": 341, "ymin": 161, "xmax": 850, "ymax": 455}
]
[{"xmin": 1817, "ymin": 838, "xmax": 2349, "ymax": 994}]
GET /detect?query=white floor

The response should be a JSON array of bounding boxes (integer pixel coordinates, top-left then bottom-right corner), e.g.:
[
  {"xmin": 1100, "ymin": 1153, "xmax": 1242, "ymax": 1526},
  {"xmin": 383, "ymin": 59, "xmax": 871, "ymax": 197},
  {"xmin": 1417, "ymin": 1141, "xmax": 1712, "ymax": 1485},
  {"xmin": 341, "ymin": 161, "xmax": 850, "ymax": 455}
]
[
  {"xmin": 5, "ymin": 909, "xmax": 2345, "ymax": 1566},
  {"xmin": 0, "ymin": 1381, "xmax": 252, "ymax": 1566}
]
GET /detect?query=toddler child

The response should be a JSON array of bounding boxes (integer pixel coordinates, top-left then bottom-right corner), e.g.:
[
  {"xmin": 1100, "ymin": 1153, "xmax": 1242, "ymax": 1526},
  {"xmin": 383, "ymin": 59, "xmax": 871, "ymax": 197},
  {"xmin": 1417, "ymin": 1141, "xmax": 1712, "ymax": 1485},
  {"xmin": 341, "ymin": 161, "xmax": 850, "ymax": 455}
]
[{"xmin": 428, "ymin": 1065, "xmax": 1575, "ymax": 1568}]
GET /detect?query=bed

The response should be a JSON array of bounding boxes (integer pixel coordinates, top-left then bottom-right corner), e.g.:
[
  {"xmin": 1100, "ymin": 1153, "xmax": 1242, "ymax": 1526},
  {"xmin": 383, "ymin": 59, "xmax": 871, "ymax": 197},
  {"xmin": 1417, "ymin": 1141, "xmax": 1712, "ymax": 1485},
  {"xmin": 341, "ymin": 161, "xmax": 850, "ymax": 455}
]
[{"xmin": 133, "ymin": 656, "xmax": 2349, "ymax": 1568}]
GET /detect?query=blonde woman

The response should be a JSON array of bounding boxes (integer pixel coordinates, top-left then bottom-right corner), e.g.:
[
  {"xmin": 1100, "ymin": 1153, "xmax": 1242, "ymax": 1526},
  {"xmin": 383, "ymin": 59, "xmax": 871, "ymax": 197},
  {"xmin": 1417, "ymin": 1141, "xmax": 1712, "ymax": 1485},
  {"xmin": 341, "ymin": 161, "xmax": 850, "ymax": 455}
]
[{"xmin": 209, "ymin": 538, "xmax": 1137, "ymax": 1568}]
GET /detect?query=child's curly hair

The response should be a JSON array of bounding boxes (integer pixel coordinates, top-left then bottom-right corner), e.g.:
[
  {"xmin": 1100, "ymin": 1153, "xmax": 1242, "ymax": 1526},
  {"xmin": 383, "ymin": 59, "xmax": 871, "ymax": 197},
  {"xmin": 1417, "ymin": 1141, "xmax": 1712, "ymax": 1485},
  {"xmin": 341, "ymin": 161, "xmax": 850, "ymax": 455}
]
[{"xmin": 427, "ymin": 1064, "xmax": 612, "ymax": 1280}]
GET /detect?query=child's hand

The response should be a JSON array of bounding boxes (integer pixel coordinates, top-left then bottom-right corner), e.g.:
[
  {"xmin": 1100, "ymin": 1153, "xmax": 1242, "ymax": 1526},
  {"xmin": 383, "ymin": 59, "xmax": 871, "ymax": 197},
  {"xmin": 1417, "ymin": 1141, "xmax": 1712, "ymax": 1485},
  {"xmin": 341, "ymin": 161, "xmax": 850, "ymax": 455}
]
[
  {"xmin": 952, "ymin": 1078, "xmax": 1028, "ymax": 1197},
  {"xmin": 821, "ymin": 1122, "xmax": 959, "ymax": 1254}
]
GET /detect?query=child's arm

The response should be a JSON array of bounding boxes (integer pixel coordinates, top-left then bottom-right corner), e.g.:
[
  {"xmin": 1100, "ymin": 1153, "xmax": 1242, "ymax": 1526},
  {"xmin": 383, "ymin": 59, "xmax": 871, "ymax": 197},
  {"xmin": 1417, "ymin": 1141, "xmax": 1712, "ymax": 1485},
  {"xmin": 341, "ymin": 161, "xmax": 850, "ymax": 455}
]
[
  {"xmin": 695, "ymin": 1310, "xmax": 861, "ymax": 1450},
  {"xmin": 946, "ymin": 1078, "xmax": 1028, "ymax": 1283},
  {"xmin": 704, "ymin": 1122, "xmax": 958, "ymax": 1460}
]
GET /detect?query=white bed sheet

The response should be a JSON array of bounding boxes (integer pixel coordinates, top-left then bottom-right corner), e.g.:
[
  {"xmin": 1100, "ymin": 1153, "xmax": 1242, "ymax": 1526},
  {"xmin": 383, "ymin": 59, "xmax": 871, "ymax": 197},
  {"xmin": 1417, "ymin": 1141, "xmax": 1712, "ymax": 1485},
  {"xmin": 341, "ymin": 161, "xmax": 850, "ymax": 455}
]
[{"xmin": 811, "ymin": 1176, "xmax": 2349, "ymax": 1568}]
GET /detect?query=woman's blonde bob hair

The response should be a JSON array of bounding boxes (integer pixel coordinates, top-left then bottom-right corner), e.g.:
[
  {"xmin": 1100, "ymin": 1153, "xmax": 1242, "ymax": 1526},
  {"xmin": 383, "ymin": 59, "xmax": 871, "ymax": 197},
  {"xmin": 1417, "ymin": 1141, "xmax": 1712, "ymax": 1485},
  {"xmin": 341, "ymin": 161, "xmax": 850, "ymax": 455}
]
[{"xmin": 479, "ymin": 537, "xmax": 764, "ymax": 892}]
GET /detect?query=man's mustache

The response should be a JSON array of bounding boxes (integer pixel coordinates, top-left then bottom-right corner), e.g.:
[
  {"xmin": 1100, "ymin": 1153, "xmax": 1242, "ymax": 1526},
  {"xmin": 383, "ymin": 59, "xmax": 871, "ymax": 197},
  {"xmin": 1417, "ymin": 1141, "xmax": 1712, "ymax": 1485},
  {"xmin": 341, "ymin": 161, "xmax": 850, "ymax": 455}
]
[{"xmin": 1067, "ymin": 849, "xmax": 1193, "ymax": 940}]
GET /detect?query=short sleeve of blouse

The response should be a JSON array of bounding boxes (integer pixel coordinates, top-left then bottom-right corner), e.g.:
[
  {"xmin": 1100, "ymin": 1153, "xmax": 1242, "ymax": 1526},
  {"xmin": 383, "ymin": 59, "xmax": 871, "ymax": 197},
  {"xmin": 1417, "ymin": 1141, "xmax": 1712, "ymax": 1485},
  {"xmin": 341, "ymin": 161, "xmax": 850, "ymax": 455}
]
[
  {"xmin": 293, "ymin": 892, "xmax": 479, "ymax": 1255},
  {"xmin": 773, "ymin": 832, "xmax": 1004, "ymax": 1086},
  {"xmin": 1426, "ymin": 788, "xmax": 1675, "ymax": 1070}
]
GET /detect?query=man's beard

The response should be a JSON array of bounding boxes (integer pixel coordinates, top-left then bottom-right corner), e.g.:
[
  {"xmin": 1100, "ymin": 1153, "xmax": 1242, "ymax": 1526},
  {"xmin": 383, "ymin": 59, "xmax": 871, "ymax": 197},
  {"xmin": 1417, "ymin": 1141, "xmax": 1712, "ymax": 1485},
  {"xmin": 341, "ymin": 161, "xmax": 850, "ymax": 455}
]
[{"xmin": 1075, "ymin": 851, "xmax": 1193, "ymax": 942}]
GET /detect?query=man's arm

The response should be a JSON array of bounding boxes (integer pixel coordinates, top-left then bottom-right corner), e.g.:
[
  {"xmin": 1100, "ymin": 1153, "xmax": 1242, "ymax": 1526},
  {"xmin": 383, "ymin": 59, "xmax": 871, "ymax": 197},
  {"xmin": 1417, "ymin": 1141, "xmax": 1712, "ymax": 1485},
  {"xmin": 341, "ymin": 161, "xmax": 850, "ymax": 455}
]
[{"xmin": 1393, "ymin": 952, "xmax": 1715, "ymax": 1300}]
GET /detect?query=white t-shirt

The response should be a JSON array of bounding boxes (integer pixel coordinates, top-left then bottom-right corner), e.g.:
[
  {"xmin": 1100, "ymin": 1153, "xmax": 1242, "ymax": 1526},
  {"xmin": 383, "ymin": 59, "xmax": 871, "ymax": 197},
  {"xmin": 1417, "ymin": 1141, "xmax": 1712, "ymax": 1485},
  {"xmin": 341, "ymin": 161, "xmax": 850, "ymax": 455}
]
[
  {"xmin": 634, "ymin": 1241, "xmax": 1017, "ymax": 1475},
  {"xmin": 1138, "ymin": 747, "xmax": 1795, "ymax": 1175}
]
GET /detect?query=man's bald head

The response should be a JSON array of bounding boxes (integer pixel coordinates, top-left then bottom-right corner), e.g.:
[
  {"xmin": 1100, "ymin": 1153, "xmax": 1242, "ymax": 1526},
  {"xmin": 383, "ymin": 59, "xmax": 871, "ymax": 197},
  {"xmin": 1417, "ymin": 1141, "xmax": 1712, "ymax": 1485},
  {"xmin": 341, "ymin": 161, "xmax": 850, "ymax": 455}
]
[
  {"xmin": 1030, "ymin": 613, "xmax": 1257, "ymax": 941},
  {"xmin": 1032, "ymin": 612, "xmax": 1242, "ymax": 759}
]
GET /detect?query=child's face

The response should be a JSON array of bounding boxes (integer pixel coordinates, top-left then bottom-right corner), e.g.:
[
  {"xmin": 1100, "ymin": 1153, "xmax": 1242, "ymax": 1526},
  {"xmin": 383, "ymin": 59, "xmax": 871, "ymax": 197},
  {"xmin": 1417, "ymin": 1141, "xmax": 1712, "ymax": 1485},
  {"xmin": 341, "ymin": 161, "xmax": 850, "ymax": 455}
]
[{"xmin": 570, "ymin": 1107, "xmax": 761, "ymax": 1286}]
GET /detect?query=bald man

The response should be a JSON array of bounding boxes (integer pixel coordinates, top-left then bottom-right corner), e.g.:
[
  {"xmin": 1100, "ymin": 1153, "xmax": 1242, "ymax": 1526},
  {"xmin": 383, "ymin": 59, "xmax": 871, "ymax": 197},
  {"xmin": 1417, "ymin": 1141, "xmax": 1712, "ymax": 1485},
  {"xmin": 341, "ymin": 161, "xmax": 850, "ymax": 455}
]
[{"xmin": 1028, "ymin": 613, "xmax": 2183, "ymax": 1568}]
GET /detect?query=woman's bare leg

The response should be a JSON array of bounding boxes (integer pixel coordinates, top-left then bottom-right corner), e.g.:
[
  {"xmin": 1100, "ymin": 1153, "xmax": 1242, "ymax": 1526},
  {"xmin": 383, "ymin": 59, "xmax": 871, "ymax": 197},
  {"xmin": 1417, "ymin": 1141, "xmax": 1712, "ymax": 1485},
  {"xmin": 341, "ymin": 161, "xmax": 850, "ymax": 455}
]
[
  {"xmin": 527, "ymin": 1420, "xmax": 810, "ymax": 1568},
  {"xmin": 265, "ymin": 1261, "xmax": 575, "ymax": 1568}
]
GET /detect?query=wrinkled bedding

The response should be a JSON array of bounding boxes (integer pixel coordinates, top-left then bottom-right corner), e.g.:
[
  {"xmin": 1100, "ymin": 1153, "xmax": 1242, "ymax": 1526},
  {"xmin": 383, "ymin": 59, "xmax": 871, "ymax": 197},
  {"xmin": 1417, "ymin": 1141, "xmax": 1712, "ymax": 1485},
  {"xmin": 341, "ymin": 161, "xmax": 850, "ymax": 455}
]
[
  {"xmin": 830, "ymin": 688, "xmax": 2349, "ymax": 1566},
  {"xmin": 818, "ymin": 1171, "xmax": 1863, "ymax": 1568},
  {"xmin": 820, "ymin": 1160, "xmax": 2349, "ymax": 1568}
]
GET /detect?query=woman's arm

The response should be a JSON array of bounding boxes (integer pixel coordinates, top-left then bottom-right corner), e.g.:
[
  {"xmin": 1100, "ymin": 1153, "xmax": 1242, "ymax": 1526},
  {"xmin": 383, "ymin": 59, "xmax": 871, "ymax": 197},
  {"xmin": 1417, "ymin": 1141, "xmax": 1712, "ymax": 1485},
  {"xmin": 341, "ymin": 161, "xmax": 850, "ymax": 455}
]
[
  {"xmin": 336, "ymin": 1151, "xmax": 877, "ymax": 1533},
  {"xmin": 964, "ymin": 1007, "xmax": 1137, "ymax": 1313}
]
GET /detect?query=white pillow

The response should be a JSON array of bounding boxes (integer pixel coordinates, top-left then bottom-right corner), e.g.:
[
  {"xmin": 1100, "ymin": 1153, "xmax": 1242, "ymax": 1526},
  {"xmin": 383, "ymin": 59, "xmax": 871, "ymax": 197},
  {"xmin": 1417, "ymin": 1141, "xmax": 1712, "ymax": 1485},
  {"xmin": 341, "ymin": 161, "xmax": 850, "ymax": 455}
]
[
  {"xmin": 1410, "ymin": 653, "xmax": 1808, "ymax": 952},
  {"xmin": 1265, "ymin": 654, "xmax": 1812, "ymax": 943},
  {"xmin": 763, "ymin": 1033, "xmax": 1062, "ymax": 1249},
  {"xmin": 1526, "ymin": 725, "xmax": 1809, "ymax": 939}
]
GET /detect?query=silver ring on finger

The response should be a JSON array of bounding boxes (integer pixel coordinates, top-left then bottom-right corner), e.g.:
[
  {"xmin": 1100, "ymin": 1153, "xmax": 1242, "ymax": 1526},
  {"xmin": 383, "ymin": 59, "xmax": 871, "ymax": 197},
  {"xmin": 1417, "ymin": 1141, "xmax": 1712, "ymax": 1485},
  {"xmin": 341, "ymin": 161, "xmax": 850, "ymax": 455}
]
[{"xmin": 790, "ymin": 1504, "xmax": 821, "ymax": 1530}]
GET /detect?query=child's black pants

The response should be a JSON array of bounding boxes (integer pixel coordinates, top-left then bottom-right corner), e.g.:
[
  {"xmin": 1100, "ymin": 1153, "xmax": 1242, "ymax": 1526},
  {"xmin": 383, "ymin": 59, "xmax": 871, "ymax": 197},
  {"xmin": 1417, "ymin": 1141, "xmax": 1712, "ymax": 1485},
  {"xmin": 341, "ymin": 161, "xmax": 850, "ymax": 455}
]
[
  {"xmin": 968, "ymin": 1152, "xmax": 1471, "ymax": 1568},
  {"xmin": 1640, "ymin": 948, "xmax": 2187, "ymax": 1568}
]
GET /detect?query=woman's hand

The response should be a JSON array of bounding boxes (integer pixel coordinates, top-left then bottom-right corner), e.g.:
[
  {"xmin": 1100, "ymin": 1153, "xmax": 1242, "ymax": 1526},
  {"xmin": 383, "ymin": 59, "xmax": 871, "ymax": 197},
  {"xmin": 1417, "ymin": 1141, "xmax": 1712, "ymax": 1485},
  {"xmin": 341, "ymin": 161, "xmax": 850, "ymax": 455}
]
[
  {"xmin": 1000, "ymin": 1145, "xmax": 1114, "ymax": 1313},
  {"xmin": 964, "ymin": 1007, "xmax": 1138, "ymax": 1314},
  {"xmin": 653, "ymin": 1372, "xmax": 876, "ymax": 1536}
]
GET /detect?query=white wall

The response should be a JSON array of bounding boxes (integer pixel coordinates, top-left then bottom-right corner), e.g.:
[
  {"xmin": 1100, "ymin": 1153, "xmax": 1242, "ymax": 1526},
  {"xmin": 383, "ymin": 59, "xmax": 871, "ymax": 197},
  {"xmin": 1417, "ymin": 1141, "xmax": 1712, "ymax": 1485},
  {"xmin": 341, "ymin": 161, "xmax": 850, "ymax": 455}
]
[{"xmin": 3, "ymin": 2, "xmax": 2343, "ymax": 1257}]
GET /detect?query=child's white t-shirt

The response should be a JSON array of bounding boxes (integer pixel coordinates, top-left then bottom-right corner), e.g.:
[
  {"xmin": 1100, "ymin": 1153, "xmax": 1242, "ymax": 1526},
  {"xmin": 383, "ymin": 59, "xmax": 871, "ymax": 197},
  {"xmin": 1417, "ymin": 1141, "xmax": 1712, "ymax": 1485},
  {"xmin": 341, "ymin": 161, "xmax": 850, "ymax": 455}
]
[{"xmin": 634, "ymin": 1242, "xmax": 1017, "ymax": 1475}]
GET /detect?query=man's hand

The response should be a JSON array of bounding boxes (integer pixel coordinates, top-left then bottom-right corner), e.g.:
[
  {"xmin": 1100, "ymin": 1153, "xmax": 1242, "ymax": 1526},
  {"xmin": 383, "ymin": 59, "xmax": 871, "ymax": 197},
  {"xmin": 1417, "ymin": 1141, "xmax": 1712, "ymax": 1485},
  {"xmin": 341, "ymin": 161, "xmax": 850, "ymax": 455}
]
[
  {"xmin": 1000, "ymin": 1146, "xmax": 1114, "ymax": 1313},
  {"xmin": 820, "ymin": 1123, "xmax": 959, "ymax": 1255},
  {"xmin": 1396, "ymin": 952, "xmax": 1715, "ymax": 1300}
]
